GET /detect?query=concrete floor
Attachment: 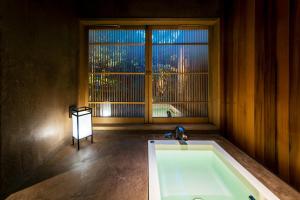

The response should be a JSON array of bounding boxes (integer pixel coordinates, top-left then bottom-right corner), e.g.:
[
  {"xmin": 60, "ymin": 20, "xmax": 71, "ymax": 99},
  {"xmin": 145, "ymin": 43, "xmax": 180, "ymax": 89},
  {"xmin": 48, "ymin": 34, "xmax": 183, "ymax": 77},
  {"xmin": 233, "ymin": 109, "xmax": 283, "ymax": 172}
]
[{"xmin": 6, "ymin": 131, "xmax": 300, "ymax": 200}]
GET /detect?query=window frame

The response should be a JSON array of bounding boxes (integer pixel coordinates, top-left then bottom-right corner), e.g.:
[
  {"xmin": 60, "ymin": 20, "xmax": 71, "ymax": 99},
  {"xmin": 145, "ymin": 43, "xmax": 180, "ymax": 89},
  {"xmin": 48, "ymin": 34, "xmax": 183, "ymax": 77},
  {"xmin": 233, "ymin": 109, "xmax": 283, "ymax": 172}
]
[{"xmin": 79, "ymin": 19, "xmax": 221, "ymax": 126}]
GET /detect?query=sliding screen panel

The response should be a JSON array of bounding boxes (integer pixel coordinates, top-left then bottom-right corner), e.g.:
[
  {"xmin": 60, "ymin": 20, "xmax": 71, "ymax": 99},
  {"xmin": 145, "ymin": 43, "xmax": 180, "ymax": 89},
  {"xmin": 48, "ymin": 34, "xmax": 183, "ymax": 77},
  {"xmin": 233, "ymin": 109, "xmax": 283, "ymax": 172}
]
[
  {"xmin": 152, "ymin": 29, "xmax": 209, "ymax": 119},
  {"xmin": 88, "ymin": 28, "xmax": 146, "ymax": 120}
]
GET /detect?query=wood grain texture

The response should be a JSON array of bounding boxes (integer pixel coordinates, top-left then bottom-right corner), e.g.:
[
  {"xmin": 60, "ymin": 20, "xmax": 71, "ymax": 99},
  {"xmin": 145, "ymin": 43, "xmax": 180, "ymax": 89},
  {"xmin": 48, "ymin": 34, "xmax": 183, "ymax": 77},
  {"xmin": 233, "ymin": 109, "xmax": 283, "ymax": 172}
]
[
  {"xmin": 223, "ymin": 0, "xmax": 255, "ymax": 157},
  {"xmin": 78, "ymin": 25, "xmax": 88, "ymax": 107},
  {"xmin": 289, "ymin": 0, "xmax": 300, "ymax": 190},
  {"xmin": 208, "ymin": 21, "xmax": 221, "ymax": 128},
  {"xmin": 223, "ymin": 0, "xmax": 300, "ymax": 191},
  {"xmin": 254, "ymin": 0, "xmax": 277, "ymax": 171},
  {"xmin": 276, "ymin": 0, "xmax": 290, "ymax": 182}
]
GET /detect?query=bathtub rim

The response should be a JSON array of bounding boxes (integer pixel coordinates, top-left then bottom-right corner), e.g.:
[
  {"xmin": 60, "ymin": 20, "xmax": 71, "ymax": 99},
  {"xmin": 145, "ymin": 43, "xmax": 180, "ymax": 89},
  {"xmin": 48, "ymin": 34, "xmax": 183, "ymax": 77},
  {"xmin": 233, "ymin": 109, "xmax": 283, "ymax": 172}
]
[{"xmin": 148, "ymin": 140, "xmax": 280, "ymax": 200}]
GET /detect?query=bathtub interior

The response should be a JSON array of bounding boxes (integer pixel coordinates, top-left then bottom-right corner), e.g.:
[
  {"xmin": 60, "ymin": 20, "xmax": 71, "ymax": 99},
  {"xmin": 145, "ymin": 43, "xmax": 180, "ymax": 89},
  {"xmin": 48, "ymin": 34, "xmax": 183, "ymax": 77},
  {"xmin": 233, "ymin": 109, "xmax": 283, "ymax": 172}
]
[{"xmin": 148, "ymin": 140, "xmax": 279, "ymax": 200}]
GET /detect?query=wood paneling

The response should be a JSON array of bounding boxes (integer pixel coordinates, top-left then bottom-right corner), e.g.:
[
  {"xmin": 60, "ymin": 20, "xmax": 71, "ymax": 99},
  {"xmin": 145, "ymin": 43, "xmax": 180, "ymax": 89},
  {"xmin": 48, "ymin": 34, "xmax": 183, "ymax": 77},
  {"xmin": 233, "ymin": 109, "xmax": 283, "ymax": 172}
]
[
  {"xmin": 289, "ymin": 0, "xmax": 300, "ymax": 190},
  {"xmin": 77, "ymin": 0, "xmax": 222, "ymax": 19},
  {"xmin": 209, "ymin": 20, "xmax": 222, "ymax": 128},
  {"xmin": 223, "ymin": 0, "xmax": 300, "ymax": 191},
  {"xmin": 254, "ymin": 0, "xmax": 277, "ymax": 171},
  {"xmin": 223, "ymin": 0, "xmax": 255, "ymax": 157},
  {"xmin": 78, "ymin": 26, "xmax": 88, "ymax": 107},
  {"xmin": 276, "ymin": 0, "xmax": 290, "ymax": 182}
]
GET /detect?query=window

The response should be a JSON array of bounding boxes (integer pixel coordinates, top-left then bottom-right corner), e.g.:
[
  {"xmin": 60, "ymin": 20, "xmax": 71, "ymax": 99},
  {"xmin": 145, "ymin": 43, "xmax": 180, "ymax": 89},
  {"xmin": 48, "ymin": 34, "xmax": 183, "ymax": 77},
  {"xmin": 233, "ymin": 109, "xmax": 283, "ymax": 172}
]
[
  {"xmin": 79, "ymin": 20, "xmax": 220, "ymax": 124},
  {"xmin": 88, "ymin": 29, "xmax": 146, "ymax": 118},
  {"xmin": 152, "ymin": 29, "xmax": 208, "ymax": 118}
]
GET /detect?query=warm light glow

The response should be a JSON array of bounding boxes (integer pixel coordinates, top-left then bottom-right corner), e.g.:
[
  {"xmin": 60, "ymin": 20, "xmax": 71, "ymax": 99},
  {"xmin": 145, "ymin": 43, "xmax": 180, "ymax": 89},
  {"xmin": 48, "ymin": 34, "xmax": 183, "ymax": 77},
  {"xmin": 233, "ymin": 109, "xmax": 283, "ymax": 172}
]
[
  {"xmin": 72, "ymin": 110, "xmax": 92, "ymax": 139},
  {"xmin": 101, "ymin": 103, "xmax": 111, "ymax": 117},
  {"xmin": 38, "ymin": 125, "xmax": 57, "ymax": 140}
]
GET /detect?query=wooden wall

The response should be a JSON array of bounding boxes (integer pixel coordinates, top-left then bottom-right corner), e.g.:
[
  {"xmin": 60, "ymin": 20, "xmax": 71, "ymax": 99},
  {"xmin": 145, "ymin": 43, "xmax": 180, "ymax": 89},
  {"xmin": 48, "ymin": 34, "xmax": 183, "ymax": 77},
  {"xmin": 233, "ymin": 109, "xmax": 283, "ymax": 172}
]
[
  {"xmin": 276, "ymin": 0, "xmax": 290, "ymax": 183},
  {"xmin": 77, "ymin": 0, "xmax": 222, "ymax": 18},
  {"xmin": 223, "ymin": 0, "xmax": 256, "ymax": 159},
  {"xmin": 223, "ymin": 0, "xmax": 300, "ymax": 191},
  {"xmin": 254, "ymin": 0, "xmax": 277, "ymax": 171},
  {"xmin": 289, "ymin": 0, "xmax": 300, "ymax": 190}
]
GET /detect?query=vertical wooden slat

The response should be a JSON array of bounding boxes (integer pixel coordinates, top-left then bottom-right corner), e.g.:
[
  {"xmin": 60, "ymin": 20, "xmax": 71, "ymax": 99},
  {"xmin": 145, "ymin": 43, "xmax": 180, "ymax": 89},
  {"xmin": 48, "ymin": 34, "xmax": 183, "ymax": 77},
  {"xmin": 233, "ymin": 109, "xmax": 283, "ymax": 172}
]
[
  {"xmin": 223, "ymin": 0, "xmax": 256, "ymax": 155},
  {"xmin": 88, "ymin": 28, "xmax": 146, "ymax": 118},
  {"xmin": 289, "ymin": 0, "xmax": 300, "ymax": 190},
  {"xmin": 146, "ymin": 26, "xmax": 152, "ymax": 123},
  {"xmin": 276, "ymin": 0, "xmax": 290, "ymax": 182},
  {"xmin": 254, "ymin": 0, "xmax": 277, "ymax": 171},
  {"xmin": 78, "ymin": 26, "xmax": 89, "ymax": 107},
  {"xmin": 151, "ymin": 29, "xmax": 209, "ymax": 118},
  {"xmin": 223, "ymin": 0, "xmax": 300, "ymax": 186}
]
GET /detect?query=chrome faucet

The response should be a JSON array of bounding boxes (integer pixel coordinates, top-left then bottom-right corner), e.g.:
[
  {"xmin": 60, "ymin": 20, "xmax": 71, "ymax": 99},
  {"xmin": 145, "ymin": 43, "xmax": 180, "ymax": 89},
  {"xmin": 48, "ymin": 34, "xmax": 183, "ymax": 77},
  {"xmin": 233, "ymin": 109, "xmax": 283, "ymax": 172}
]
[
  {"xmin": 164, "ymin": 126, "xmax": 188, "ymax": 142},
  {"xmin": 175, "ymin": 126, "xmax": 188, "ymax": 141}
]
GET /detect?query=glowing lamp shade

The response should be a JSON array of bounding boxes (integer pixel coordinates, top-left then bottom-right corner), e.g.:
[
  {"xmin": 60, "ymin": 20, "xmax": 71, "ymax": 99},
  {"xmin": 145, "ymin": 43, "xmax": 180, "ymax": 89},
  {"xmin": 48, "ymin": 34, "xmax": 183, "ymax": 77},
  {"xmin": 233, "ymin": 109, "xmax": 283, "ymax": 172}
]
[{"xmin": 71, "ymin": 107, "xmax": 93, "ymax": 150}]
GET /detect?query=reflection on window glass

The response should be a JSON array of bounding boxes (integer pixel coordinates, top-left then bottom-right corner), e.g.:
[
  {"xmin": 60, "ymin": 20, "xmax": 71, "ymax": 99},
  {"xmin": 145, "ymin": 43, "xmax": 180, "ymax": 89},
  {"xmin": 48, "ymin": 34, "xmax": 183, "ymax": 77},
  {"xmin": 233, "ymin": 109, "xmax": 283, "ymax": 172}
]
[
  {"xmin": 89, "ymin": 30, "xmax": 145, "ymax": 43},
  {"xmin": 88, "ymin": 29, "xmax": 146, "ymax": 117},
  {"xmin": 87, "ymin": 28, "xmax": 209, "ymax": 119},
  {"xmin": 152, "ymin": 29, "xmax": 208, "ymax": 43},
  {"xmin": 152, "ymin": 29, "xmax": 209, "ymax": 118},
  {"xmin": 89, "ymin": 30, "xmax": 146, "ymax": 73}
]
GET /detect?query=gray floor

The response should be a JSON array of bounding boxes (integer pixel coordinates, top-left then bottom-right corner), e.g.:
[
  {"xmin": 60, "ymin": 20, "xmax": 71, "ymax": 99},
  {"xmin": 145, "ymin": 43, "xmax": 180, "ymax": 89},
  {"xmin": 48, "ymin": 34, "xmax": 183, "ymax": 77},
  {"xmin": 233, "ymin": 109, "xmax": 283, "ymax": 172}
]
[{"xmin": 6, "ymin": 131, "xmax": 300, "ymax": 200}]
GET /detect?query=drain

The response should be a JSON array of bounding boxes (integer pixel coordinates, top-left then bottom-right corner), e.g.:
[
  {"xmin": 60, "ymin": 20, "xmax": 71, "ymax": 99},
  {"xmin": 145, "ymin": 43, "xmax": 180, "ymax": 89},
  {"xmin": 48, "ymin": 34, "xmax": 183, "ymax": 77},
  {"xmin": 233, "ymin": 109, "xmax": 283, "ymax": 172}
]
[
  {"xmin": 249, "ymin": 195, "xmax": 256, "ymax": 200},
  {"xmin": 193, "ymin": 197, "xmax": 204, "ymax": 200}
]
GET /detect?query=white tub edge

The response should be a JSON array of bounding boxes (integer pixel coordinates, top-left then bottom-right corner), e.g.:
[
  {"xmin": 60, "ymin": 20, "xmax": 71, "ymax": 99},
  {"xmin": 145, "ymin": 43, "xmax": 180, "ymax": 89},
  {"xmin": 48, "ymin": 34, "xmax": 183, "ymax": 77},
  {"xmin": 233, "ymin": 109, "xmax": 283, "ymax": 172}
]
[
  {"xmin": 148, "ymin": 140, "xmax": 280, "ymax": 200},
  {"xmin": 148, "ymin": 140, "xmax": 161, "ymax": 200}
]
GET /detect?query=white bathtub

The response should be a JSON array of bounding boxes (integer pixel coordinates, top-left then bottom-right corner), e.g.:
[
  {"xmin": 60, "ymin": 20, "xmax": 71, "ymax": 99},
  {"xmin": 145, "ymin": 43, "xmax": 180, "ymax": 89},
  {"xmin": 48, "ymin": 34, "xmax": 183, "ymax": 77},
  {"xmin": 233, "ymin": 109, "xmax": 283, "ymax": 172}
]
[{"xmin": 148, "ymin": 140, "xmax": 279, "ymax": 200}]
